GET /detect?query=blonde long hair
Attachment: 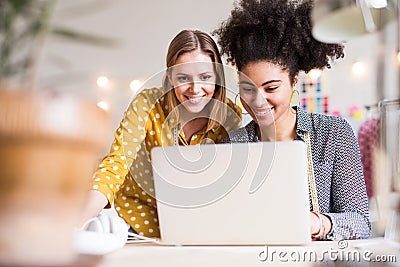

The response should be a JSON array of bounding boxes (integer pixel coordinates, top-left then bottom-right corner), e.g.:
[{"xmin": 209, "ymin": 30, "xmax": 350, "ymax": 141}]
[{"xmin": 162, "ymin": 30, "xmax": 227, "ymax": 131}]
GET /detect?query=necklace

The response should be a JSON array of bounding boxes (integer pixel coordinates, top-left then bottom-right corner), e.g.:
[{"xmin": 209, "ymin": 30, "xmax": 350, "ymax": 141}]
[{"xmin": 304, "ymin": 131, "xmax": 319, "ymax": 213}]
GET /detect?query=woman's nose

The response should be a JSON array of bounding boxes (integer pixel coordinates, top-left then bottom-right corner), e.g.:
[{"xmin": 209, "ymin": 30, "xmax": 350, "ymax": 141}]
[
  {"xmin": 254, "ymin": 90, "xmax": 268, "ymax": 107},
  {"xmin": 190, "ymin": 81, "xmax": 202, "ymax": 94}
]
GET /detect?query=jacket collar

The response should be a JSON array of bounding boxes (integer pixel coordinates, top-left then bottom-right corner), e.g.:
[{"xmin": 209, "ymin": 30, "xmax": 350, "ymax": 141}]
[{"xmin": 295, "ymin": 107, "xmax": 312, "ymax": 141}]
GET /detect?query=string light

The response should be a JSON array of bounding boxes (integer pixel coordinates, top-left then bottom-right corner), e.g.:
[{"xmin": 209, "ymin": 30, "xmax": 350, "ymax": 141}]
[
  {"xmin": 308, "ymin": 69, "xmax": 322, "ymax": 80},
  {"xmin": 397, "ymin": 51, "xmax": 400, "ymax": 63},
  {"xmin": 97, "ymin": 76, "xmax": 109, "ymax": 88},
  {"xmin": 97, "ymin": 101, "xmax": 109, "ymax": 111},
  {"xmin": 130, "ymin": 79, "xmax": 142, "ymax": 92},
  {"xmin": 351, "ymin": 61, "xmax": 365, "ymax": 76}
]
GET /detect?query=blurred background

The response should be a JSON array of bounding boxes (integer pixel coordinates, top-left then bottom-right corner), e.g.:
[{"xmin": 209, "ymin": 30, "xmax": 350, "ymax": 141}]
[
  {"xmin": 1, "ymin": 1, "xmax": 399, "ymax": 263},
  {"xmin": 36, "ymin": 0, "xmax": 399, "ymax": 143}
]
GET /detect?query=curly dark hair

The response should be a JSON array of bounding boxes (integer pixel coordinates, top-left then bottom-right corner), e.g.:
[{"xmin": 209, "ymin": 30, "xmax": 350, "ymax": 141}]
[{"xmin": 213, "ymin": 0, "xmax": 344, "ymax": 84}]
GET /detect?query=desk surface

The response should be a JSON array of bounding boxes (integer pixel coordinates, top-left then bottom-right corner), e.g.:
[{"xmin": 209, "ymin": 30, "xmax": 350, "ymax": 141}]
[{"xmin": 96, "ymin": 238, "xmax": 399, "ymax": 266}]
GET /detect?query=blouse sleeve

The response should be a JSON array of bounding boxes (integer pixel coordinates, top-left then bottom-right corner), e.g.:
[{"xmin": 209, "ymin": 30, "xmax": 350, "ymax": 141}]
[
  {"xmin": 324, "ymin": 118, "xmax": 371, "ymax": 240},
  {"xmin": 89, "ymin": 89, "xmax": 154, "ymax": 206}
]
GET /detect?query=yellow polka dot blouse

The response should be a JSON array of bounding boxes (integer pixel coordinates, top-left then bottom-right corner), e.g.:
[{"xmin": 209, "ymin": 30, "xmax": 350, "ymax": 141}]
[{"xmin": 90, "ymin": 88, "xmax": 242, "ymax": 237}]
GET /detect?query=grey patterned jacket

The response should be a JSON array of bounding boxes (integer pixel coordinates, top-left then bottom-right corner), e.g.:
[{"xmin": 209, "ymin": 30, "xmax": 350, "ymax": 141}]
[{"xmin": 223, "ymin": 107, "xmax": 371, "ymax": 240}]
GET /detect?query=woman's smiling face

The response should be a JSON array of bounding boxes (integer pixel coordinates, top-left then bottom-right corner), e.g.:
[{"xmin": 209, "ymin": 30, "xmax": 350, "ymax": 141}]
[
  {"xmin": 170, "ymin": 50, "xmax": 216, "ymax": 114},
  {"xmin": 239, "ymin": 61, "xmax": 295, "ymax": 128}
]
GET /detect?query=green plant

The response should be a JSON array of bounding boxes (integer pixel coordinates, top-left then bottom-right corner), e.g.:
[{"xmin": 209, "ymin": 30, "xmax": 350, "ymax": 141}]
[{"xmin": 0, "ymin": 0, "xmax": 115, "ymax": 89}]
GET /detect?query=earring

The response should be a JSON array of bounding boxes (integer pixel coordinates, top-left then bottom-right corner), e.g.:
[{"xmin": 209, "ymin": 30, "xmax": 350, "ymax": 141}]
[
  {"xmin": 234, "ymin": 92, "xmax": 249, "ymax": 115},
  {"xmin": 291, "ymin": 89, "xmax": 300, "ymax": 109},
  {"xmin": 234, "ymin": 92, "xmax": 240, "ymax": 108}
]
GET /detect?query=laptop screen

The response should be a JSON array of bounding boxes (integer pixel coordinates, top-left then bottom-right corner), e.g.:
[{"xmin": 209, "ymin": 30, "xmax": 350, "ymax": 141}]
[{"xmin": 151, "ymin": 142, "xmax": 311, "ymax": 245}]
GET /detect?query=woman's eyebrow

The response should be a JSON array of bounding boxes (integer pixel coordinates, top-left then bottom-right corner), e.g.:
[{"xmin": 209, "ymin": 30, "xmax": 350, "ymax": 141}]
[
  {"xmin": 239, "ymin": 80, "xmax": 281, "ymax": 86},
  {"xmin": 261, "ymin": 80, "xmax": 281, "ymax": 86},
  {"xmin": 238, "ymin": 81, "xmax": 254, "ymax": 86}
]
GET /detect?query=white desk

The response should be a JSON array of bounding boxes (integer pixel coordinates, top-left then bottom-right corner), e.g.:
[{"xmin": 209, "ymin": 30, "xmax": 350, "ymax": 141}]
[{"xmin": 96, "ymin": 238, "xmax": 399, "ymax": 266}]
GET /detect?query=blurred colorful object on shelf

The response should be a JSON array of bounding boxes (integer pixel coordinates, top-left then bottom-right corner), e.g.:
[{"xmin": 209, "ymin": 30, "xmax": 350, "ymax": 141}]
[
  {"xmin": 349, "ymin": 104, "xmax": 364, "ymax": 120},
  {"xmin": 332, "ymin": 110, "xmax": 341, "ymax": 117}
]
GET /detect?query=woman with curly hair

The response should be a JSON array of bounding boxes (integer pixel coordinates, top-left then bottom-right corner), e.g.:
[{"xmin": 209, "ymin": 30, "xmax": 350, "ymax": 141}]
[{"xmin": 214, "ymin": 0, "xmax": 370, "ymax": 240}]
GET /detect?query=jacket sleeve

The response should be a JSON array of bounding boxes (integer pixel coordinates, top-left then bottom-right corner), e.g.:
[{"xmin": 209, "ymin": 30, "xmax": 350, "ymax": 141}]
[{"xmin": 324, "ymin": 117, "xmax": 371, "ymax": 240}]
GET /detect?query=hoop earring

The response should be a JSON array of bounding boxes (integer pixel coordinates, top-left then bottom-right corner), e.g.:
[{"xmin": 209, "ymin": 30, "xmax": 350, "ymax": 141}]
[
  {"xmin": 291, "ymin": 89, "xmax": 300, "ymax": 110},
  {"xmin": 234, "ymin": 92, "xmax": 249, "ymax": 115}
]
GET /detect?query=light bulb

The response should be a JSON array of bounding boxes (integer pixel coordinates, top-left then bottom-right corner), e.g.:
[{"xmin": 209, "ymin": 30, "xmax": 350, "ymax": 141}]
[
  {"xmin": 308, "ymin": 69, "xmax": 322, "ymax": 80},
  {"xmin": 97, "ymin": 76, "xmax": 109, "ymax": 88},
  {"xmin": 97, "ymin": 101, "xmax": 109, "ymax": 111},
  {"xmin": 130, "ymin": 80, "xmax": 142, "ymax": 92},
  {"xmin": 351, "ymin": 61, "xmax": 365, "ymax": 76}
]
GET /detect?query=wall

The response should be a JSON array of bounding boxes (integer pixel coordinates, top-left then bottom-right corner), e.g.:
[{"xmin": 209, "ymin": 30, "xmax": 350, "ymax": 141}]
[
  {"xmin": 38, "ymin": 0, "xmax": 236, "ymax": 142},
  {"xmin": 37, "ymin": 0, "xmax": 399, "ymax": 139}
]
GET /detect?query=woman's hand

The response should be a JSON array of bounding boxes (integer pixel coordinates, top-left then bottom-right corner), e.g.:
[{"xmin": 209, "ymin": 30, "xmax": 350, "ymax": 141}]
[
  {"xmin": 79, "ymin": 190, "xmax": 108, "ymax": 228},
  {"xmin": 310, "ymin": 211, "xmax": 332, "ymax": 238},
  {"xmin": 310, "ymin": 211, "xmax": 321, "ymax": 235}
]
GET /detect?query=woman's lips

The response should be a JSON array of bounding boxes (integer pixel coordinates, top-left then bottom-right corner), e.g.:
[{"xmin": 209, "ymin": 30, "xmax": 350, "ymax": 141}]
[
  {"xmin": 253, "ymin": 107, "xmax": 273, "ymax": 117},
  {"xmin": 185, "ymin": 95, "xmax": 205, "ymax": 104}
]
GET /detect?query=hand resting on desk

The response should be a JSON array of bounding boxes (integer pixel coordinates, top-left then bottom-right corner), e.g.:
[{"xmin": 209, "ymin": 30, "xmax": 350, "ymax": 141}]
[{"xmin": 74, "ymin": 208, "xmax": 128, "ymax": 255}]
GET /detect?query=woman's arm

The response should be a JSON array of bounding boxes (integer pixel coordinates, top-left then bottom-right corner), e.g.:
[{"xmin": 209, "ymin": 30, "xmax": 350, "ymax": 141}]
[
  {"xmin": 324, "ymin": 118, "xmax": 371, "ymax": 240},
  {"xmin": 79, "ymin": 190, "xmax": 108, "ymax": 226},
  {"xmin": 82, "ymin": 89, "xmax": 156, "ymax": 222}
]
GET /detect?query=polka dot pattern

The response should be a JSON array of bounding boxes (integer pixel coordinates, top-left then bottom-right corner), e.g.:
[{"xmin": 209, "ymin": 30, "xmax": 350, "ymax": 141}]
[{"xmin": 90, "ymin": 87, "xmax": 242, "ymax": 237}]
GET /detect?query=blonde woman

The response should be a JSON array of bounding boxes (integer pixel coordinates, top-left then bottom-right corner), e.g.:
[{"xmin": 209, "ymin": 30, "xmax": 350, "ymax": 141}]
[{"xmin": 82, "ymin": 30, "xmax": 242, "ymax": 237}]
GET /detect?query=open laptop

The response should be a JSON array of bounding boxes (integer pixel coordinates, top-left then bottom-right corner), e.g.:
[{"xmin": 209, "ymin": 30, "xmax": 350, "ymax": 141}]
[{"xmin": 151, "ymin": 141, "xmax": 311, "ymax": 245}]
